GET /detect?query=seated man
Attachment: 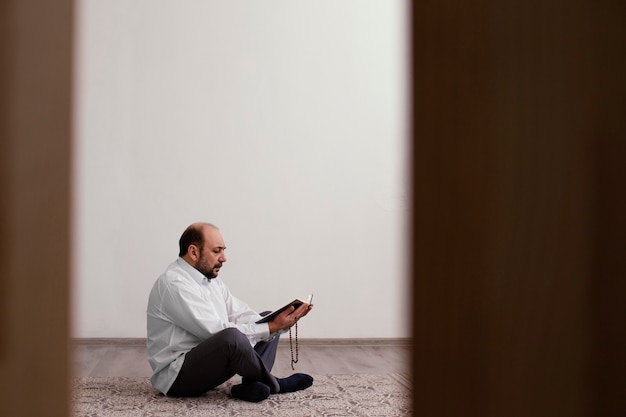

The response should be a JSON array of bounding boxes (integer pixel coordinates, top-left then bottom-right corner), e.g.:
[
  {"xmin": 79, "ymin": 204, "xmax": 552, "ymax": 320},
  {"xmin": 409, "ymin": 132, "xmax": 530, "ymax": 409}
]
[{"xmin": 146, "ymin": 222, "xmax": 313, "ymax": 402}]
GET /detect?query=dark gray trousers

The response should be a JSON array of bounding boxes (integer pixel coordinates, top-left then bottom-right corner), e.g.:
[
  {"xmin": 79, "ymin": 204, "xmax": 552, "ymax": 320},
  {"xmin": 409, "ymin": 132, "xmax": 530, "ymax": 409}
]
[{"xmin": 167, "ymin": 327, "xmax": 281, "ymax": 397}]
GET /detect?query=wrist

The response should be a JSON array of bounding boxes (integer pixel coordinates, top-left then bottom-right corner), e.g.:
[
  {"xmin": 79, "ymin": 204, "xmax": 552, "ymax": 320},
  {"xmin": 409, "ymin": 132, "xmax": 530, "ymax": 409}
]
[{"xmin": 268, "ymin": 322, "xmax": 278, "ymax": 334}]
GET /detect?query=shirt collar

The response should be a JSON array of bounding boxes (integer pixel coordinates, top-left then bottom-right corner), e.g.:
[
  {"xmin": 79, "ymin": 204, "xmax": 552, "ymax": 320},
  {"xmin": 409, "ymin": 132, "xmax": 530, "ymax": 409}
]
[{"xmin": 176, "ymin": 257, "xmax": 209, "ymax": 287}]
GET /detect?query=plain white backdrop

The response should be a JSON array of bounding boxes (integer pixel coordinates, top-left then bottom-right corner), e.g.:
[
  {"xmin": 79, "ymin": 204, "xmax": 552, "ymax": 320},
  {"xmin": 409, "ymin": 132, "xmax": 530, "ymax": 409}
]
[{"xmin": 72, "ymin": 0, "xmax": 410, "ymax": 339}]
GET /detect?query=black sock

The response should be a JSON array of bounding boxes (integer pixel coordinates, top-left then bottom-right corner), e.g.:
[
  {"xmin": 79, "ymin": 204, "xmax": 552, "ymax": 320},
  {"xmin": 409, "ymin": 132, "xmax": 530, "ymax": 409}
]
[
  {"xmin": 231, "ymin": 381, "xmax": 270, "ymax": 402},
  {"xmin": 277, "ymin": 373, "xmax": 314, "ymax": 393}
]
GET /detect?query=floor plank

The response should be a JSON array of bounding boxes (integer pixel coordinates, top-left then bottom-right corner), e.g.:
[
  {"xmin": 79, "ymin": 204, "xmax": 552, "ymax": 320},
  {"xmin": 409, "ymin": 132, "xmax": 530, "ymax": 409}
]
[{"xmin": 72, "ymin": 339, "xmax": 409, "ymax": 378}]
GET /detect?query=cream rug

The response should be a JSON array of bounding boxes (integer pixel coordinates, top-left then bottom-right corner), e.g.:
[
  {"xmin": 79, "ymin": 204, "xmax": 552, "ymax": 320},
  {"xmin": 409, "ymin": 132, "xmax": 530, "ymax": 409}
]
[{"xmin": 72, "ymin": 373, "xmax": 411, "ymax": 416}]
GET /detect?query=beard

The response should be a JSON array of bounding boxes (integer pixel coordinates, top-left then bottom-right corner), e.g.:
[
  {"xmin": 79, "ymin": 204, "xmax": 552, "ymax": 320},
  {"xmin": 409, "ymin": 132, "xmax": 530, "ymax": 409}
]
[{"xmin": 196, "ymin": 253, "xmax": 222, "ymax": 279}]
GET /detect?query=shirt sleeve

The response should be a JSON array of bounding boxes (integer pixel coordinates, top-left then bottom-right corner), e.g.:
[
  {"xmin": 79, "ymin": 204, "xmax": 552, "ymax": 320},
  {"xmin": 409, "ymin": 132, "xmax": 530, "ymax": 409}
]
[
  {"xmin": 160, "ymin": 278, "xmax": 271, "ymax": 345},
  {"xmin": 220, "ymin": 281, "xmax": 265, "ymax": 324}
]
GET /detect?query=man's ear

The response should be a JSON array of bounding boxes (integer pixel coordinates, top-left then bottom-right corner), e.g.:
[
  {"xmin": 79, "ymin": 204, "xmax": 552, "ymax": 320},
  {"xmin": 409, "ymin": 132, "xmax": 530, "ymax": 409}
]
[{"xmin": 187, "ymin": 244, "xmax": 200, "ymax": 262}]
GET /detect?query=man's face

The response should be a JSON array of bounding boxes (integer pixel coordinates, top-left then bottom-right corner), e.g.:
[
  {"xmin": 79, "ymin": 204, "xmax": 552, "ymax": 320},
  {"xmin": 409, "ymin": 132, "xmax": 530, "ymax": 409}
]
[{"xmin": 194, "ymin": 227, "xmax": 227, "ymax": 279}]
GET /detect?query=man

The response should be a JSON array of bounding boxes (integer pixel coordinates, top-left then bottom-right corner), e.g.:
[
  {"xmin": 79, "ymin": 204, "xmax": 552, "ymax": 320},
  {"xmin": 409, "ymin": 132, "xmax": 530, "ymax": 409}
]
[{"xmin": 147, "ymin": 222, "xmax": 313, "ymax": 402}]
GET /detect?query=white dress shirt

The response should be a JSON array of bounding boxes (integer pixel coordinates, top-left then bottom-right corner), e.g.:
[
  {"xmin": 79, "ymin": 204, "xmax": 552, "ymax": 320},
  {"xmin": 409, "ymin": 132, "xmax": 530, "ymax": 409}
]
[{"xmin": 146, "ymin": 257, "xmax": 271, "ymax": 394}]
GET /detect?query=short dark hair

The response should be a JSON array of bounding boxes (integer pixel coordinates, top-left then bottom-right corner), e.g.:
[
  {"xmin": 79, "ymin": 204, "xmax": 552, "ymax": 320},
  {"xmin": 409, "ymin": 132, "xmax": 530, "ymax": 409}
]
[{"xmin": 178, "ymin": 225, "xmax": 204, "ymax": 257}]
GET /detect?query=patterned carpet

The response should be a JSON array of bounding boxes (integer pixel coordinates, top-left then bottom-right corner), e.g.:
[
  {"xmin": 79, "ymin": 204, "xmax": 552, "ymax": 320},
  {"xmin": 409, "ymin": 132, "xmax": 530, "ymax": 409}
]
[{"xmin": 72, "ymin": 373, "xmax": 411, "ymax": 416}]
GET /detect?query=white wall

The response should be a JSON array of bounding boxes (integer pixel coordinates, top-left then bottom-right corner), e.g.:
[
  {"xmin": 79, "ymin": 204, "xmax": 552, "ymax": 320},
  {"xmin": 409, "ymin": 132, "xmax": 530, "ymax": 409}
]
[{"xmin": 72, "ymin": 0, "xmax": 410, "ymax": 339}]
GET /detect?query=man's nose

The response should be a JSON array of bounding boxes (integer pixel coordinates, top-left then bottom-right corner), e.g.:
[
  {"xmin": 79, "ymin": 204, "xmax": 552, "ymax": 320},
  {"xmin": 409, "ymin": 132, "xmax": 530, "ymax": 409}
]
[{"xmin": 220, "ymin": 253, "xmax": 227, "ymax": 263}]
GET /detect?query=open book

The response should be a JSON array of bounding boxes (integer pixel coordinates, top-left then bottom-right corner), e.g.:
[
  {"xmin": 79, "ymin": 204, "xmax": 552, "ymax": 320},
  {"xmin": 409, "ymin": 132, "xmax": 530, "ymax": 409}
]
[{"xmin": 256, "ymin": 294, "xmax": 313, "ymax": 324}]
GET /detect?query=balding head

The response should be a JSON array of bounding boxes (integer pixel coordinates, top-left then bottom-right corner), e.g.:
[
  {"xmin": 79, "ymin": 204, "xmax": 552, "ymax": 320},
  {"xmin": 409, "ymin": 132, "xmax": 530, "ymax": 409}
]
[
  {"xmin": 178, "ymin": 222, "xmax": 219, "ymax": 257},
  {"xmin": 178, "ymin": 222, "xmax": 227, "ymax": 279}
]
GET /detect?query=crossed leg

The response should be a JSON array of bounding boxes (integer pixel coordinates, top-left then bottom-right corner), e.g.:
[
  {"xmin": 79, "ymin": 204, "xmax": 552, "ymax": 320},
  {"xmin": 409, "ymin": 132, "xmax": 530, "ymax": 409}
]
[{"xmin": 167, "ymin": 328, "xmax": 280, "ymax": 397}]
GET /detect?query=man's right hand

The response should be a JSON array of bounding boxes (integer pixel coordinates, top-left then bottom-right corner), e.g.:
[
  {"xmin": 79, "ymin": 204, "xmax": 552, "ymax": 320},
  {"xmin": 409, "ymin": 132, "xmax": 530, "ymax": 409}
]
[{"xmin": 268, "ymin": 302, "xmax": 312, "ymax": 334}]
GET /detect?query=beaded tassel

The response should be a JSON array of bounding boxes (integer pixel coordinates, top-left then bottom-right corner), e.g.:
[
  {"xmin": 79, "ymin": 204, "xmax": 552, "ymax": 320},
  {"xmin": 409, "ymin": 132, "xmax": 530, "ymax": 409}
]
[{"xmin": 289, "ymin": 322, "xmax": 298, "ymax": 370}]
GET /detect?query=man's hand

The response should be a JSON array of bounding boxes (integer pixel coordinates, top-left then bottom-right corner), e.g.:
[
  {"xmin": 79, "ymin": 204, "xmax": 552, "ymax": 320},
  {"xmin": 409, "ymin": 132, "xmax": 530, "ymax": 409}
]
[{"xmin": 268, "ymin": 302, "xmax": 313, "ymax": 334}]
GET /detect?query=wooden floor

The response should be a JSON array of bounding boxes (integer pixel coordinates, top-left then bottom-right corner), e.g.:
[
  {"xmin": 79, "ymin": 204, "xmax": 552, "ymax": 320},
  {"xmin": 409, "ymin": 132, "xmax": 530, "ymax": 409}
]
[{"xmin": 72, "ymin": 339, "xmax": 410, "ymax": 378}]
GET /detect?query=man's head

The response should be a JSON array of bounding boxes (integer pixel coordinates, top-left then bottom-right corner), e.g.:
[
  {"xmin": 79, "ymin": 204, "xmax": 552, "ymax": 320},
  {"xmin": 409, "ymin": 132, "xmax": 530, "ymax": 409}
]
[{"xmin": 179, "ymin": 222, "xmax": 227, "ymax": 279}]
